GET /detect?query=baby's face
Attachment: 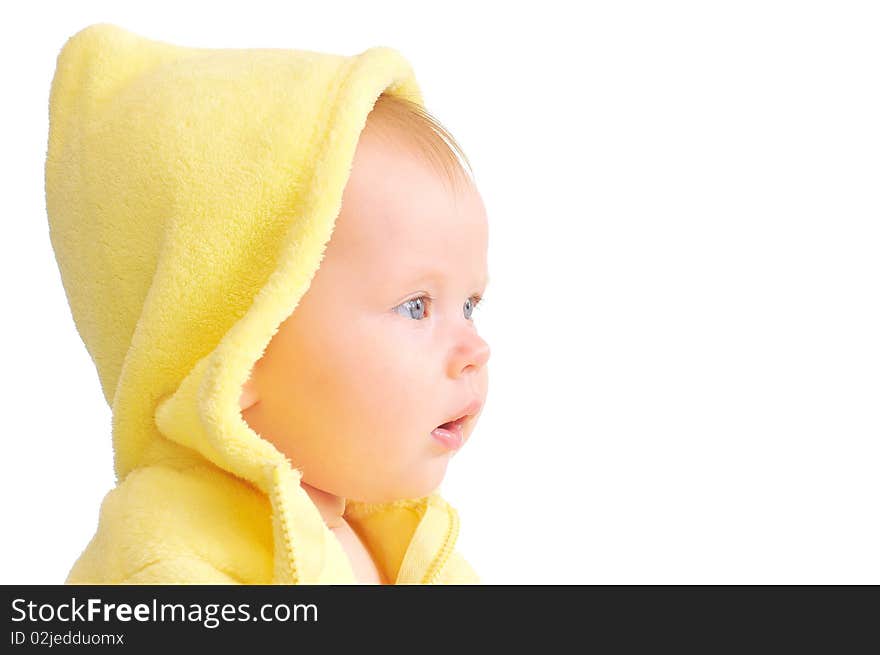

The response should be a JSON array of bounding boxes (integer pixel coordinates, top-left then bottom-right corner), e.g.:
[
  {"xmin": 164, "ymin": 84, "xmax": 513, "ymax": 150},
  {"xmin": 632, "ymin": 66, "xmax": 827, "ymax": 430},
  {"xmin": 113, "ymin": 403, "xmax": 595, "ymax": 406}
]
[{"xmin": 240, "ymin": 129, "xmax": 490, "ymax": 503}]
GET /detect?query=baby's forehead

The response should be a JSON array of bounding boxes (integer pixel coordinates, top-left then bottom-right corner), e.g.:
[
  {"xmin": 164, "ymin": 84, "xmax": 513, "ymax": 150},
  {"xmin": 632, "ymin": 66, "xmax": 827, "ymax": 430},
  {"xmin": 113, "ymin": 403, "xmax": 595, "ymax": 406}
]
[
  {"xmin": 336, "ymin": 144, "xmax": 483, "ymax": 249},
  {"xmin": 319, "ymin": 132, "xmax": 487, "ymax": 292},
  {"xmin": 330, "ymin": 213, "xmax": 462, "ymax": 291}
]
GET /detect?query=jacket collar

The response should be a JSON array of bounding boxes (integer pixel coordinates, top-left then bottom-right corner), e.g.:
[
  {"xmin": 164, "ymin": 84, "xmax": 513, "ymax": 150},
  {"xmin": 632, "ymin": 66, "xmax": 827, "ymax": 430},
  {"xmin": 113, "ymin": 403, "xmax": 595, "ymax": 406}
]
[{"xmin": 268, "ymin": 461, "xmax": 459, "ymax": 584}]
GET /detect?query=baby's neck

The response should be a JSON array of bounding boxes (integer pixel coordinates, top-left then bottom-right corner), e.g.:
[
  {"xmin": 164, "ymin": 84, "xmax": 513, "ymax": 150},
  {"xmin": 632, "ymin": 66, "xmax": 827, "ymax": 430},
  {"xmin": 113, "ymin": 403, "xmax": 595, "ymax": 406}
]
[{"xmin": 301, "ymin": 481, "xmax": 347, "ymax": 529}]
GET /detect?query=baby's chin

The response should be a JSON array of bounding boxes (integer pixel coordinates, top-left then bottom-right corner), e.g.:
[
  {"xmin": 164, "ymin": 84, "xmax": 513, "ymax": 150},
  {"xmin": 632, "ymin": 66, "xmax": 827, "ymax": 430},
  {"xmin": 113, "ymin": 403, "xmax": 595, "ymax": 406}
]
[{"xmin": 344, "ymin": 455, "xmax": 451, "ymax": 504}]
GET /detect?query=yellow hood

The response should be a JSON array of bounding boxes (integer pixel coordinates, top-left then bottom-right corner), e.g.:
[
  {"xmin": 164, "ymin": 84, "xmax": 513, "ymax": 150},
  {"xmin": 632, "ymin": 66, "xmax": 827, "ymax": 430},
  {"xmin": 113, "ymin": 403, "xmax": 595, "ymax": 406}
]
[{"xmin": 45, "ymin": 23, "xmax": 477, "ymax": 584}]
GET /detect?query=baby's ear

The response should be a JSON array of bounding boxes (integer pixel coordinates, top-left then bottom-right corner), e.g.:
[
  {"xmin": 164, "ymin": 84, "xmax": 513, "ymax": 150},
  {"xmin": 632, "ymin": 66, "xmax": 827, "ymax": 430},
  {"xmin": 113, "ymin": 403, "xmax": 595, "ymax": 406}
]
[{"xmin": 239, "ymin": 370, "xmax": 260, "ymax": 411}]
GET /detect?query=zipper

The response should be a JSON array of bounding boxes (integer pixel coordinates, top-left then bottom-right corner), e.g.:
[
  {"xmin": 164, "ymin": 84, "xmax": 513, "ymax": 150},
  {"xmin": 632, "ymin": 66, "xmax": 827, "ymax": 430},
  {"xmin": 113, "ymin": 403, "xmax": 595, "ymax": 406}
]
[
  {"xmin": 422, "ymin": 501, "xmax": 460, "ymax": 584},
  {"xmin": 269, "ymin": 464, "xmax": 300, "ymax": 584}
]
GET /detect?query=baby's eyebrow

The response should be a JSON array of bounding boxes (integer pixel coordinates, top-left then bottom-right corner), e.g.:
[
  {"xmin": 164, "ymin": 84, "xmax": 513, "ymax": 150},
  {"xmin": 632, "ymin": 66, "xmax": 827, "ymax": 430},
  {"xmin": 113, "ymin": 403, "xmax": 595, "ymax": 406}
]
[
  {"xmin": 406, "ymin": 270, "xmax": 445, "ymax": 287},
  {"xmin": 405, "ymin": 269, "xmax": 489, "ymax": 290}
]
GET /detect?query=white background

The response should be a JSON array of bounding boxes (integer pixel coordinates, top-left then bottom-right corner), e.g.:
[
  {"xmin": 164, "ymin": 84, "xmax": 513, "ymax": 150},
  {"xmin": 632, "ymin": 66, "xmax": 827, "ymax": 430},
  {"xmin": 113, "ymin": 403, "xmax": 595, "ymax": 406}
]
[{"xmin": 2, "ymin": 1, "xmax": 878, "ymax": 584}]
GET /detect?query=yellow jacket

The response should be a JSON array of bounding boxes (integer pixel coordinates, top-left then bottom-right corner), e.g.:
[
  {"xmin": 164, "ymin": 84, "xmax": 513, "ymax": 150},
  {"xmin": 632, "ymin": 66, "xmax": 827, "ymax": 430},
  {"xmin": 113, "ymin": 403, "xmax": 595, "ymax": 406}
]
[{"xmin": 45, "ymin": 23, "xmax": 479, "ymax": 585}]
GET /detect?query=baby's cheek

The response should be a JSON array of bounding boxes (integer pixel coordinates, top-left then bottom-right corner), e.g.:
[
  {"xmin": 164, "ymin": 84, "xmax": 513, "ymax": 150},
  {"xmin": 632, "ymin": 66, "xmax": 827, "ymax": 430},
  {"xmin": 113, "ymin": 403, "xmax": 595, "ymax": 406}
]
[{"xmin": 337, "ymin": 326, "xmax": 437, "ymax": 425}]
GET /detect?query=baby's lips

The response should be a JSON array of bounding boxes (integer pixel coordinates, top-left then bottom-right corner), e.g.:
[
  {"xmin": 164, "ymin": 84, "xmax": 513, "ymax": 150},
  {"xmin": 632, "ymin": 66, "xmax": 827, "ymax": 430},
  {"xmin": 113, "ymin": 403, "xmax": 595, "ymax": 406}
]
[{"xmin": 438, "ymin": 398, "xmax": 484, "ymax": 430}]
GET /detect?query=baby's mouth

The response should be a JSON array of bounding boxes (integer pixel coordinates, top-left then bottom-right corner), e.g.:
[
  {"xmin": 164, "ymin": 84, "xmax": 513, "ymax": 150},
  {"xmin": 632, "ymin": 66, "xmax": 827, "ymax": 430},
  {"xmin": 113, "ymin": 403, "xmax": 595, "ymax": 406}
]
[
  {"xmin": 431, "ymin": 398, "xmax": 482, "ymax": 450},
  {"xmin": 431, "ymin": 416, "xmax": 468, "ymax": 451},
  {"xmin": 436, "ymin": 414, "xmax": 467, "ymax": 431}
]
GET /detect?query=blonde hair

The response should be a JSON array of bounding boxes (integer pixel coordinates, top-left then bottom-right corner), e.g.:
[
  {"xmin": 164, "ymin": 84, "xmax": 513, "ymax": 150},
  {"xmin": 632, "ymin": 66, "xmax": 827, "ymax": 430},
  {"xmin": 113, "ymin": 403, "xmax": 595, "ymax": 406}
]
[{"xmin": 364, "ymin": 92, "xmax": 476, "ymax": 195}]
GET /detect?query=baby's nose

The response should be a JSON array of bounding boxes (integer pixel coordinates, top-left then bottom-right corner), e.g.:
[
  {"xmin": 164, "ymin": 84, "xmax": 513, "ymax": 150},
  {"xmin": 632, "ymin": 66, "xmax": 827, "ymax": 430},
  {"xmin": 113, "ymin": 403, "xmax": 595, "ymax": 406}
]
[{"xmin": 449, "ymin": 334, "xmax": 490, "ymax": 378}]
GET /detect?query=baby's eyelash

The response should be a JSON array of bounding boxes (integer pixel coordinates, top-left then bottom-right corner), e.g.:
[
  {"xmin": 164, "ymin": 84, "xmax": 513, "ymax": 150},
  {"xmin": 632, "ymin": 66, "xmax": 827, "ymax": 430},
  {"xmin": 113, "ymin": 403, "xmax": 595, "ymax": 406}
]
[{"xmin": 414, "ymin": 293, "xmax": 484, "ymax": 305}]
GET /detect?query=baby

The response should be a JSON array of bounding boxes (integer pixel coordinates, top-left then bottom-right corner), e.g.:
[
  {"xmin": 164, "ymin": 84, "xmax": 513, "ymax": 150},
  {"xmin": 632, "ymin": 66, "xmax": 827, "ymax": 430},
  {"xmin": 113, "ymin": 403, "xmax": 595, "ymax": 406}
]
[
  {"xmin": 47, "ymin": 23, "xmax": 489, "ymax": 584},
  {"xmin": 238, "ymin": 95, "xmax": 491, "ymax": 583}
]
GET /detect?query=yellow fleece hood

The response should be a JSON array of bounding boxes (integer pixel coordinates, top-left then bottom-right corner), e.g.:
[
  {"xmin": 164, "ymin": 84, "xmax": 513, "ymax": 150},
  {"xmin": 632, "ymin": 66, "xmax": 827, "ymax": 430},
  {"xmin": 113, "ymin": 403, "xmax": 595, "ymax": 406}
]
[{"xmin": 45, "ymin": 23, "xmax": 478, "ymax": 584}]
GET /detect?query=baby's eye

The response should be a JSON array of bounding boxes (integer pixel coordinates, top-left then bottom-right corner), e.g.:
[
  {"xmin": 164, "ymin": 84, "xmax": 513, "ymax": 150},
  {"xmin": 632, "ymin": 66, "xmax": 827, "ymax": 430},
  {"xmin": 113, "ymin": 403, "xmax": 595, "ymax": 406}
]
[
  {"xmin": 394, "ymin": 295, "xmax": 483, "ymax": 321},
  {"xmin": 396, "ymin": 296, "xmax": 429, "ymax": 320},
  {"xmin": 463, "ymin": 295, "xmax": 482, "ymax": 320}
]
